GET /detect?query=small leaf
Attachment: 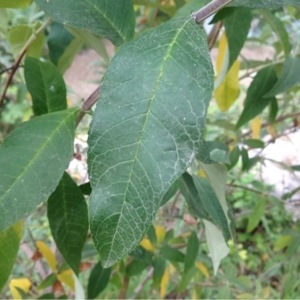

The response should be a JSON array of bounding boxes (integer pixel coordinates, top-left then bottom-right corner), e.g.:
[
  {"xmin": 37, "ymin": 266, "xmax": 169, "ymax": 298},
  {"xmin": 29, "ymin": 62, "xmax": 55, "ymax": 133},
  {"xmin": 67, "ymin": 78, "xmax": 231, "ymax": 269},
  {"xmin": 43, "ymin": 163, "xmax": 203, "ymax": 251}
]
[
  {"xmin": 155, "ymin": 225, "xmax": 166, "ymax": 245},
  {"xmin": 9, "ymin": 278, "xmax": 31, "ymax": 299},
  {"xmin": 0, "ymin": 108, "xmax": 78, "ymax": 232},
  {"xmin": 180, "ymin": 173, "xmax": 210, "ymax": 220},
  {"xmin": 57, "ymin": 269, "xmax": 74, "ymax": 290},
  {"xmin": 184, "ymin": 231, "xmax": 199, "ymax": 272},
  {"xmin": 153, "ymin": 255, "xmax": 166, "ymax": 288},
  {"xmin": 140, "ymin": 239, "xmax": 155, "ymax": 252},
  {"xmin": 88, "ymin": 18, "xmax": 213, "ymax": 267},
  {"xmin": 264, "ymin": 57, "xmax": 300, "ymax": 97},
  {"xmin": 203, "ymin": 220, "xmax": 229, "ymax": 275},
  {"xmin": 214, "ymin": 32, "xmax": 240, "ymax": 111},
  {"xmin": 224, "ymin": 8, "xmax": 252, "ymax": 69},
  {"xmin": 260, "ymin": 10, "xmax": 291, "ymax": 57},
  {"xmin": 251, "ymin": 116, "xmax": 262, "ymax": 139},
  {"xmin": 236, "ymin": 66, "xmax": 277, "ymax": 128},
  {"xmin": 0, "ymin": 222, "xmax": 23, "ymax": 291},
  {"xmin": 0, "ymin": 0, "xmax": 32, "ymax": 8},
  {"xmin": 25, "ymin": 57, "xmax": 67, "ymax": 116},
  {"xmin": 37, "ymin": 274, "xmax": 57, "ymax": 291},
  {"xmin": 47, "ymin": 22, "xmax": 74, "ymax": 66},
  {"xmin": 274, "ymin": 235, "xmax": 292, "ymax": 252},
  {"xmin": 160, "ymin": 268, "xmax": 170, "ymax": 299},
  {"xmin": 161, "ymin": 245, "xmax": 185, "ymax": 263},
  {"xmin": 247, "ymin": 199, "xmax": 266, "ymax": 233},
  {"xmin": 48, "ymin": 172, "xmax": 89, "ymax": 275},
  {"xmin": 36, "ymin": 241, "xmax": 58, "ymax": 272},
  {"xmin": 35, "ymin": 0, "xmax": 135, "ymax": 46},
  {"xmin": 87, "ymin": 262, "xmax": 111, "ymax": 299},
  {"xmin": 195, "ymin": 262, "xmax": 210, "ymax": 279}
]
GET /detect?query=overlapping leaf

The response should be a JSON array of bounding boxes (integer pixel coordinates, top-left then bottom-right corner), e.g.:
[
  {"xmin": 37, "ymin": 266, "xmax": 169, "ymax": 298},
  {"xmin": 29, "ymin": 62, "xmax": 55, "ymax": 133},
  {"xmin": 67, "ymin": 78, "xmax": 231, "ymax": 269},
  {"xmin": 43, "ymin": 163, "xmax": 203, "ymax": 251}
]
[
  {"xmin": 0, "ymin": 222, "xmax": 23, "ymax": 291},
  {"xmin": 0, "ymin": 109, "xmax": 78, "ymax": 231},
  {"xmin": 35, "ymin": 0, "xmax": 135, "ymax": 46},
  {"xmin": 25, "ymin": 57, "xmax": 67, "ymax": 116},
  {"xmin": 88, "ymin": 18, "xmax": 213, "ymax": 267},
  {"xmin": 48, "ymin": 172, "xmax": 89, "ymax": 275}
]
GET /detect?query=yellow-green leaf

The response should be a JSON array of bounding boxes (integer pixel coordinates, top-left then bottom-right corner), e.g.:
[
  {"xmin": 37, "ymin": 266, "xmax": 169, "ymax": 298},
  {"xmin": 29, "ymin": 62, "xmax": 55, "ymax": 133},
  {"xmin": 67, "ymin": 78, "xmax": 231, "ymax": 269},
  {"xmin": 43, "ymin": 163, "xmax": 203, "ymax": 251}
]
[
  {"xmin": 9, "ymin": 278, "xmax": 31, "ymax": 299},
  {"xmin": 0, "ymin": 0, "xmax": 32, "ymax": 8},
  {"xmin": 215, "ymin": 33, "xmax": 240, "ymax": 111},
  {"xmin": 57, "ymin": 269, "xmax": 75, "ymax": 290},
  {"xmin": 0, "ymin": 222, "xmax": 23, "ymax": 291},
  {"xmin": 36, "ymin": 241, "xmax": 57, "ymax": 272},
  {"xmin": 274, "ymin": 235, "xmax": 292, "ymax": 251},
  {"xmin": 251, "ymin": 116, "xmax": 262, "ymax": 139},
  {"xmin": 155, "ymin": 225, "xmax": 166, "ymax": 245}
]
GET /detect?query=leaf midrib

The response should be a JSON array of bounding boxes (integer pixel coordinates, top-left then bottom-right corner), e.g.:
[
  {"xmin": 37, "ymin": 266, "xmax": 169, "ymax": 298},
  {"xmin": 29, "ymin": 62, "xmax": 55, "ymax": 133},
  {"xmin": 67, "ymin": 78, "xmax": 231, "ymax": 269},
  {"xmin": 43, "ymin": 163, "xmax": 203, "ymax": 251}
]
[
  {"xmin": 104, "ymin": 19, "xmax": 190, "ymax": 264},
  {"xmin": 84, "ymin": 0, "xmax": 127, "ymax": 43}
]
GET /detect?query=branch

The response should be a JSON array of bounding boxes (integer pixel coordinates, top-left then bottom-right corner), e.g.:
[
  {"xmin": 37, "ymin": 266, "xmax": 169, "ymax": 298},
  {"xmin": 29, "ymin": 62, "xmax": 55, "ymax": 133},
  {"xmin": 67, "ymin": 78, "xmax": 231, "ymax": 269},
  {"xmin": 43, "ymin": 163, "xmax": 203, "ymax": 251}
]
[
  {"xmin": 192, "ymin": 0, "xmax": 233, "ymax": 24},
  {"xmin": 76, "ymin": 85, "xmax": 101, "ymax": 126},
  {"xmin": 0, "ymin": 18, "xmax": 51, "ymax": 108}
]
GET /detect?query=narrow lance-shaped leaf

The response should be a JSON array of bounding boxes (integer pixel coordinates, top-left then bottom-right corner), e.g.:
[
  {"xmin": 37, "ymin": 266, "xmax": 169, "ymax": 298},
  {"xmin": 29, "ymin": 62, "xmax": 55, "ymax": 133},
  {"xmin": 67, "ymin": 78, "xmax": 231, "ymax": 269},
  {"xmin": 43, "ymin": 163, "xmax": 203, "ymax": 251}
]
[
  {"xmin": 0, "ymin": 109, "xmax": 78, "ymax": 231},
  {"xmin": 48, "ymin": 172, "xmax": 89, "ymax": 275},
  {"xmin": 35, "ymin": 0, "xmax": 135, "ymax": 46},
  {"xmin": 236, "ymin": 66, "xmax": 277, "ymax": 128},
  {"xmin": 25, "ymin": 57, "xmax": 67, "ymax": 116},
  {"xmin": 264, "ymin": 57, "xmax": 300, "ymax": 97},
  {"xmin": 0, "ymin": 222, "xmax": 23, "ymax": 291},
  {"xmin": 88, "ymin": 18, "xmax": 213, "ymax": 267}
]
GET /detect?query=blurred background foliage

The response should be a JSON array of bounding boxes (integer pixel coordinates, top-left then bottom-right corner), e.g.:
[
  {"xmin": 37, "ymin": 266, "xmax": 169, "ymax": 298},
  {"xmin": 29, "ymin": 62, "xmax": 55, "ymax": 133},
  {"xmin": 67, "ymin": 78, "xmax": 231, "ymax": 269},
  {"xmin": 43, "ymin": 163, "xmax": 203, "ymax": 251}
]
[{"xmin": 1, "ymin": 0, "xmax": 300, "ymax": 299}]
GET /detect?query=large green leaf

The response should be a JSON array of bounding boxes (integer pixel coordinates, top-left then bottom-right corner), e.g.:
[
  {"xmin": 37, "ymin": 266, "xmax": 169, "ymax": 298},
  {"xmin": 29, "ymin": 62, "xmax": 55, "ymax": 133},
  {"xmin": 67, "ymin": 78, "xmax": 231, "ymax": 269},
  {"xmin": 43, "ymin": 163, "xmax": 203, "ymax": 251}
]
[
  {"xmin": 184, "ymin": 231, "xmax": 199, "ymax": 272},
  {"xmin": 236, "ymin": 66, "xmax": 277, "ymax": 128},
  {"xmin": 24, "ymin": 57, "xmax": 67, "ymax": 116},
  {"xmin": 231, "ymin": 0, "xmax": 300, "ymax": 8},
  {"xmin": 88, "ymin": 18, "xmax": 213, "ymax": 268},
  {"xmin": 35, "ymin": 0, "xmax": 135, "ymax": 46},
  {"xmin": 48, "ymin": 172, "xmax": 88, "ymax": 275},
  {"xmin": 264, "ymin": 57, "xmax": 300, "ymax": 97},
  {"xmin": 0, "ymin": 109, "xmax": 78, "ymax": 232},
  {"xmin": 0, "ymin": 222, "xmax": 23, "ymax": 291}
]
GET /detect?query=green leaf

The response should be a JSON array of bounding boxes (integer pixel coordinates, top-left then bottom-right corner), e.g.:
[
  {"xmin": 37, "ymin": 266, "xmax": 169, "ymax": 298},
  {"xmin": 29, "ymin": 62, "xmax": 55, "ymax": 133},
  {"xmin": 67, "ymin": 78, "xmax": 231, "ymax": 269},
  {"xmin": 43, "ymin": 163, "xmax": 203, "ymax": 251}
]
[
  {"xmin": 236, "ymin": 66, "xmax": 277, "ymax": 128},
  {"xmin": 244, "ymin": 139, "xmax": 264, "ymax": 149},
  {"xmin": 88, "ymin": 18, "xmax": 213, "ymax": 268},
  {"xmin": 35, "ymin": 0, "xmax": 135, "ymax": 46},
  {"xmin": 0, "ymin": 222, "xmax": 23, "ymax": 291},
  {"xmin": 224, "ymin": 8, "xmax": 252, "ymax": 69},
  {"xmin": 161, "ymin": 245, "xmax": 185, "ymax": 263},
  {"xmin": 264, "ymin": 57, "xmax": 300, "ymax": 97},
  {"xmin": 192, "ymin": 174, "xmax": 231, "ymax": 241},
  {"xmin": 174, "ymin": 0, "xmax": 210, "ymax": 19},
  {"xmin": 180, "ymin": 173, "xmax": 210, "ymax": 220},
  {"xmin": 0, "ymin": 109, "xmax": 78, "ymax": 231},
  {"xmin": 48, "ymin": 172, "xmax": 89, "ymax": 275},
  {"xmin": 184, "ymin": 231, "xmax": 199, "ymax": 272},
  {"xmin": 153, "ymin": 255, "xmax": 166, "ymax": 288},
  {"xmin": 260, "ymin": 10, "xmax": 291, "ymax": 57},
  {"xmin": 126, "ymin": 259, "xmax": 148, "ymax": 277},
  {"xmin": 47, "ymin": 22, "xmax": 74, "ymax": 66},
  {"xmin": 247, "ymin": 199, "xmax": 266, "ymax": 233},
  {"xmin": 24, "ymin": 57, "xmax": 67, "ymax": 116},
  {"xmin": 0, "ymin": 0, "xmax": 32, "ymax": 8},
  {"xmin": 230, "ymin": 0, "xmax": 300, "ymax": 8},
  {"xmin": 87, "ymin": 262, "xmax": 111, "ymax": 299},
  {"xmin": 203, "ymin": 220, "xmax": 229, "ymax": 275}
]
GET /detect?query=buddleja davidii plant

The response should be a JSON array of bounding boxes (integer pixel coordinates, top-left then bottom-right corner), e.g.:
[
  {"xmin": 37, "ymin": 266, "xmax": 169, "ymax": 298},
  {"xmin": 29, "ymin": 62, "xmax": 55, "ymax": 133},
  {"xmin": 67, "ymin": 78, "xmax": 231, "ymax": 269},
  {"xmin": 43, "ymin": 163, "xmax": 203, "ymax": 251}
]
[{"xmin": 0, "ymin": 0, "xmax": 299, "ymax": 292}]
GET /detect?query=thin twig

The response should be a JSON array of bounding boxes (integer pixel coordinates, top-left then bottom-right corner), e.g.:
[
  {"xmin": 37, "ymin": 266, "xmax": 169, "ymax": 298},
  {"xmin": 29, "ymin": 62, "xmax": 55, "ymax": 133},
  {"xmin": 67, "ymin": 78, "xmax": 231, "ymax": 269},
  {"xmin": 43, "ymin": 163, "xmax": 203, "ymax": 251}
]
[
  {"xmin": 76, "ymin": 85, "xmax": 101, "ymax": 126},
  {"xmin": 130, "ymin": 267, "xmax": 154, "ymax": 300},
  {"xmin": 207, "ymin": 21, "xmax": 223, "ymax": 50},
  {"xmin": 0, "ymin": 18, "xmax": 52, "ymax": 108},
  {"xmin": 192, "ymin": 0, "xmax": 233, "ymax": 24}
]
